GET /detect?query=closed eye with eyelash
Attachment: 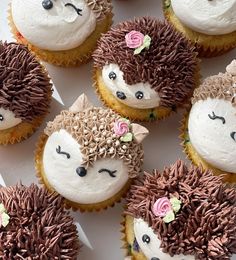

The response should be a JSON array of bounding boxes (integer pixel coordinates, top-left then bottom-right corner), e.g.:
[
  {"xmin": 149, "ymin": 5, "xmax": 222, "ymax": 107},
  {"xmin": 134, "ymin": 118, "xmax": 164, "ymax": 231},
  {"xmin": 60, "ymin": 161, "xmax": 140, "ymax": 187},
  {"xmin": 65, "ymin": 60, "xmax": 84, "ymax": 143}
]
[
  {"xmin": 208, "ymin": 111, "xmax": 226, "ymax": 124},
  {"xmin": 98, "ymin": 168, "xmax": 117, "ymax": 178},
  {"xmin": 56, "ymin": 145, "xmax": 70, "ymax": 159}
]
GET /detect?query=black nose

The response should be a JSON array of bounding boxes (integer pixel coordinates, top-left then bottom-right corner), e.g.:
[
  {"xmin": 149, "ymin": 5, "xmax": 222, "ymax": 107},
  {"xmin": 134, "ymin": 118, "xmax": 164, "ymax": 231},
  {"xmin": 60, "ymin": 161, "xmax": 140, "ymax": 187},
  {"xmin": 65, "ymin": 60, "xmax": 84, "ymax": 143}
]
[
  {"xmin": 116, "ymin": 91, "xmax": 126, "ymax": 100},
  {"xmin": 42, "ymin": 0, "xmax": 53, "ymax": 9},
  {"xmin": 151, "ymin": 258, "xmax": 160, "ymax": 260},
  {"xmin": 76, "ymin": 167, "xmax": 87, "ymax": 177},
  {"xmin": 230, "ymin": 131, "xmax": 236, "ymax": 141}
]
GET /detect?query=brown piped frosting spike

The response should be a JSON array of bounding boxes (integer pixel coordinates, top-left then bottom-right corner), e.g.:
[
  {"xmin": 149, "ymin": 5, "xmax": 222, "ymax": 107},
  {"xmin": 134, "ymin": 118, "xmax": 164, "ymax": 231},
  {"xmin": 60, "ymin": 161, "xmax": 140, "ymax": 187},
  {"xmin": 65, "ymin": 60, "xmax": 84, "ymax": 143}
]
[
  {"xmin": 0, "ymin": 42, "xmax": 52, "ymax": 122},
  {"xmin": 0, "ymin": 184, "xmax": 79, "ymax": 259},
  {"xmin": 93, "ymin": 17, "xmax": 198, "ymax": 108},
  {"xmin": 125, "ymin": 160, "xmax": 236, "ymax": 259},
  {"xmin": 192, "ymin": 59, "xmax": 236, "ymax": 106},
  {"xmin": 85, "ymin": 0, "xmax": 112, "ymax": 21},
  {"xmin": 44, "ymin": 105, "xmax": 145, "ymax": 178}
]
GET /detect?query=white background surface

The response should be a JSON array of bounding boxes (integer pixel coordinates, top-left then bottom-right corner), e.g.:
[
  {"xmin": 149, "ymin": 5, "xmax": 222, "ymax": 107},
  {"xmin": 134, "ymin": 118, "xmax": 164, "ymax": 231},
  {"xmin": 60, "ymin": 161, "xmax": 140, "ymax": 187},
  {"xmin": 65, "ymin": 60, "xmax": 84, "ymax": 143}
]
[{"xmin": 0, "ymin": 1, "xmax": 236, "ymax": 259}]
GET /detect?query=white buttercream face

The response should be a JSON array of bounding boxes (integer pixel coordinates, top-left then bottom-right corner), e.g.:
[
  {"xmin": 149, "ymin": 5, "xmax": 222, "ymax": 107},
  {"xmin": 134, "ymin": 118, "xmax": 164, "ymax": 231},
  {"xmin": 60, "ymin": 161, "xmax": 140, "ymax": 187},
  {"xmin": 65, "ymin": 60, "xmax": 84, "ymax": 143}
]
[
  {"xmin": 11, "ymin": 0, "xmax": 96, "ymax": 51},
  {"xmin": 133, "ymin": 218, "xmax": 194, "ymax": 260},
  {"xmin": 171, "ymin": 0, "xmax": 236, "ymax": 35},
  {"xmin": 0, "ymin": 107, "xmax": 22, "ymax": 130},
  {"xmin": 188, "ymin": 98, "xmax": 236, "ymax": 173},
  {"xmin": 43, "ymin": 129, "xmax": 129, "ymax": 204},
  {"xmin": 102, "ymin": 64, "xmax": 160, "ymax": 109}
]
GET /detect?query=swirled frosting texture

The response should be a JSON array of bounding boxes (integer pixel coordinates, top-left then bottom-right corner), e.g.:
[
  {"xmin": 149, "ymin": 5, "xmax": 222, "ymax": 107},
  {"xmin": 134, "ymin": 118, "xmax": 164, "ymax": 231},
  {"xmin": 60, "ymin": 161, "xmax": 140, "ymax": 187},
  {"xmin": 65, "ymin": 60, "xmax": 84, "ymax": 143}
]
[
  {"xmin": 44, "ymin": 107, "xmax": 144, "ymax": 178},
  {"xmin": 171, "ymin": 0, "xmax": 236, "ymax": 35},
  {"xmin": 0, "ymin": 42, "xmax": 52, "ymax": 122},
  {"xmin": 93, "ymin": 17, "xmax": 198, "ymax": 109},
  {"xmin": 11, "ymin": 0, "xmax": 112, "ymax": 51},
  {"xmin": 126, "ymin": 160, "xmax": 236, "ymax": 259},
  {"xmin": 0, "ymin": 184, "xmax": 79, "ymax": 259}
]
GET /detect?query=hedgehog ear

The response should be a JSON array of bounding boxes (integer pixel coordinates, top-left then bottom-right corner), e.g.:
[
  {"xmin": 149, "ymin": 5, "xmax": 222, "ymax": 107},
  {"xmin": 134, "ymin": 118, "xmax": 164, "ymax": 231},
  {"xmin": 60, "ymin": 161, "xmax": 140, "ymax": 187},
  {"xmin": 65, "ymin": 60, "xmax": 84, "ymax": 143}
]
[
  {"xmin": 226, "ymin": 59, "xmax": 236, "ymax": 76},
  {"xmin": 131, "ymin": 123, "xmax": 149, "ymax": 144},
  {"xmin": 69, "ymin": 94, "xmax": 93, "ymax": 112}
]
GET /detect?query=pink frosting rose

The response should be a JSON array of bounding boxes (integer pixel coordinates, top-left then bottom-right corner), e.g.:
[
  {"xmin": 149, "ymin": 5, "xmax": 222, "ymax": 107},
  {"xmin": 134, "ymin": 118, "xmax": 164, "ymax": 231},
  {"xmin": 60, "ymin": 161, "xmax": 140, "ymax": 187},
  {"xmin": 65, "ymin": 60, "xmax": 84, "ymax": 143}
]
[
  {"xmin": 125, "ymin": 31, "xmax": 144, "ymax": 49},
  {"xmin": 152, "ymin": 197, "xmax": 172, "ymax": 217},
  {"xmin": 114, "ymin": 120, "xmax": 129, "ymax": 137}
]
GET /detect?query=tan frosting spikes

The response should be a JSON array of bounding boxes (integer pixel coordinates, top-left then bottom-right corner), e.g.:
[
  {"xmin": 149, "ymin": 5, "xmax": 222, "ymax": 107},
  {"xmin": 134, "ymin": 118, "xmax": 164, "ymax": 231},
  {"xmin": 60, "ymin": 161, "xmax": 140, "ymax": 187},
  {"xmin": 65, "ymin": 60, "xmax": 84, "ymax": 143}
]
[
  {"xmin": 192, "ymin": 60, "xmax": 236, "ymax": 106},
  {"xmin": 45, "ymin": 95, "xmax": 149, "ymax": 178}
]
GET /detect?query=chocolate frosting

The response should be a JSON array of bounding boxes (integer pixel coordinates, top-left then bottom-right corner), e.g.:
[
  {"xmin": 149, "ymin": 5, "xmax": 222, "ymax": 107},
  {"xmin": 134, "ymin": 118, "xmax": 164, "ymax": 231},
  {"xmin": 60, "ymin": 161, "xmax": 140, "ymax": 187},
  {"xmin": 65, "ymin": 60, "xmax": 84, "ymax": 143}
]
[
  {"xmin": 93, "ymin": 17, "xmax": 198, "ymax": 108},
  {"xmin": 86, "ymin": 0, "xmax": 112, "ymax": 21},
  {"xmin": 0, "ymin": 42, "xmax": 52, "ymax": 122},
  {"xmin": 125, "ymin": 160, "xmax": 236, "ymax": 259},
  {"xmin": 0, "ymin": 184, "xmax": 79, "ymax": 259},
  {"xmin": 192, "ymin": 61, "xmax": 236, "ymax": 106},
  {"xmin": 44, "ymin": 107, "xmax": 144, "ymax": 178}
]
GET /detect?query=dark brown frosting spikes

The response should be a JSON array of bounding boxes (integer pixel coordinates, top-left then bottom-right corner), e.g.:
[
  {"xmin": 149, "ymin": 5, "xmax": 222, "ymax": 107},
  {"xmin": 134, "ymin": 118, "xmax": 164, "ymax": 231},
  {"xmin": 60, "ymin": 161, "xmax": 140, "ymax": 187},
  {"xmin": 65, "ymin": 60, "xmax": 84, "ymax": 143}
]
[
  {"xmin": 0, "ymin": 42, "xmax": 52, "ymax": 122},
  {"xmin": 93, "ymin": 17, "xmax": 198, "ymax": 108},
  {"xmin": 125, "ymin": 160, "xmax": 236, "ymax": 259},
  {"xmin": 0, "ymin": 184, "xmax": 79, "ymax": 259}
]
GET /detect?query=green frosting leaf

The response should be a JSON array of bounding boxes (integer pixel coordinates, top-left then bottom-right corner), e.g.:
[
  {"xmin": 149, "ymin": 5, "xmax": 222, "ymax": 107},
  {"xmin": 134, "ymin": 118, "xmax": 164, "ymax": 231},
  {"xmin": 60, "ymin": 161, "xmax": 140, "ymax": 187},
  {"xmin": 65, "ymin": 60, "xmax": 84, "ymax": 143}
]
[
  {"xmin": 163, "ymin": 210, "xmax": 175, "ymax": 223},
  {"xmin": 0, "ymin": 204, "xmax": 5, "ymax": 214},
  {"xmin": 170, "ymin": 197, "xmax": 181, "ymax": 213},
  {"xmin": 1, "ymin": 212, "xmax": 10, "ymax": 227},
  {"xmin": 143, "ymin": 35, "xmax": 151, "ymax": 49},
  {"xmin": 121, "ymin": 118, "xmax": 130, "ymax": 124},
  {"xmin": 134, "ymin": 46, "xmax": 145, "ymax": 55},
  {"xmin": 134, "ymin": 35, "xmax": 151, "ymax": 55},
  {"xmin": 120, "ymin": 132, "xmax": 133, "ymax": 142}
]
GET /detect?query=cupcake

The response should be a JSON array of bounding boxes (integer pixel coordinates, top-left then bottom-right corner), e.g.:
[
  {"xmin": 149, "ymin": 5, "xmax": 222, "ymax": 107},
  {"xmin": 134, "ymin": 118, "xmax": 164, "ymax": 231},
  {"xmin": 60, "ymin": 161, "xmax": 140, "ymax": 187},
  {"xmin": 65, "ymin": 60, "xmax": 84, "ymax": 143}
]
[
  {"xmin": 10, "ymin": 0, "xmax": 113, "ymax": 67},
  {"xmin": 182, "ymin": 60, "xmax": 236, "ymax": 183},
  {"xmin": 0, "ymin": 42, "xmax": 52, "ymax": 145},
  {"xmin": 35, "ymin": 94, "xmax": 149, "ymax": 212},
  {"xmin": 93, "ymin": 17, "xmax": 199, "ymax": 121},
  {"xmin": 163, "ymin": 0, "xmax": 236, "ymax": 57},
  {"xmin": 123, "ymin": 160, "xmax": 236, "ymax": 260},
  {"xmin": 0, "ymin": 183, "xmax": 79, "ymax": 259}
]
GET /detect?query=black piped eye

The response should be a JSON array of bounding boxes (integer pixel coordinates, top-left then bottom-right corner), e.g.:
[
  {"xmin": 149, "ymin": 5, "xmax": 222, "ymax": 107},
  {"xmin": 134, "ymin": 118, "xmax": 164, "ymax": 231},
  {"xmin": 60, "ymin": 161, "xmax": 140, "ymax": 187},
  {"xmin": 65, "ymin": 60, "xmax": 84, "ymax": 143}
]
[
  {"xmin": 142, "ymin": 234, "xmax": 150, "ymax": 244},
  {"xmin": 151, "ymin": 258, "xmax": 160, "ymax": 260},
  {"xmin": 109, "ymin": 71, "xmax": 117, "ymax": 80},
  {"xmin": 116, "ymin": 91, "xmax": 126, "ymax": 100},
  {"xmin": 76, "ymin": 167, "xmax": 87, "ymax": 177},
  {"xmin": 0, "ymin": 114, "xmax": 3, "ymax": 121},
  {"xmin": 42, "ymin": 0, "xmax": 53, "ymax": 10},
  {"xmin": 135, "ymin": 91, "xmax": 144, "ymax": 99}
]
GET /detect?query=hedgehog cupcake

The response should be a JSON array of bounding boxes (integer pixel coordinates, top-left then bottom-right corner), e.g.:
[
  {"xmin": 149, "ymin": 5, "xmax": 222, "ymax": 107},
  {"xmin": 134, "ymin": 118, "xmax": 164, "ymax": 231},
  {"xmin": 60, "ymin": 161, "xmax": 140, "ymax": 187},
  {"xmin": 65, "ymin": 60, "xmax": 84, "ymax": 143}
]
[
  {"xmin": 163, "ymin": 0, "xmax": 236, "ymax": 57},
  {"xmin": 93, "ymin": 17, "xmax": 199, "ymax": 121},
  {"xmin": 0, "ymin": 183, "xmax": 79, "ymax": 259},
  {"xmin": 123, "ymin": 160, "xmax": 236, "ymax": 260},
  {"xmin": 0, "ymin": 42, "xmax": 52, "ymax": 145},
  {"xmin": 10, "ymin": 0, "xmax": 113, "ymax": 67},
  {"xmin": 35, "ymin": 94, "xmax": 149, "ymax": 212},
  {"xmin": 182, "ymin": 60, "xmax": 236, "ymax": 183}
]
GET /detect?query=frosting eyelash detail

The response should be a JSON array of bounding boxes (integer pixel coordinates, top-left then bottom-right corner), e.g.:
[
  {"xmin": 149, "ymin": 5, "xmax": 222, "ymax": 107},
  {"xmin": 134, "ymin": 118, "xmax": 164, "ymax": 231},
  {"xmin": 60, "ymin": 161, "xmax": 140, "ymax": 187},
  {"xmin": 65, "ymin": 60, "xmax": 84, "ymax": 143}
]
[
  {"xmin": 98, "ymin": 168, "xmax": 117, "ymax": 178},
  {"xmin": 208, "ymin": 111, "xmax": 226, "ymax": 124},
  {"xmin": 56, "ymin": 145, "xmax": 70, "ymax": 159},
  {"xmin": 64, "ymin": 3, "xmax": 82, "ymax": 16}
]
